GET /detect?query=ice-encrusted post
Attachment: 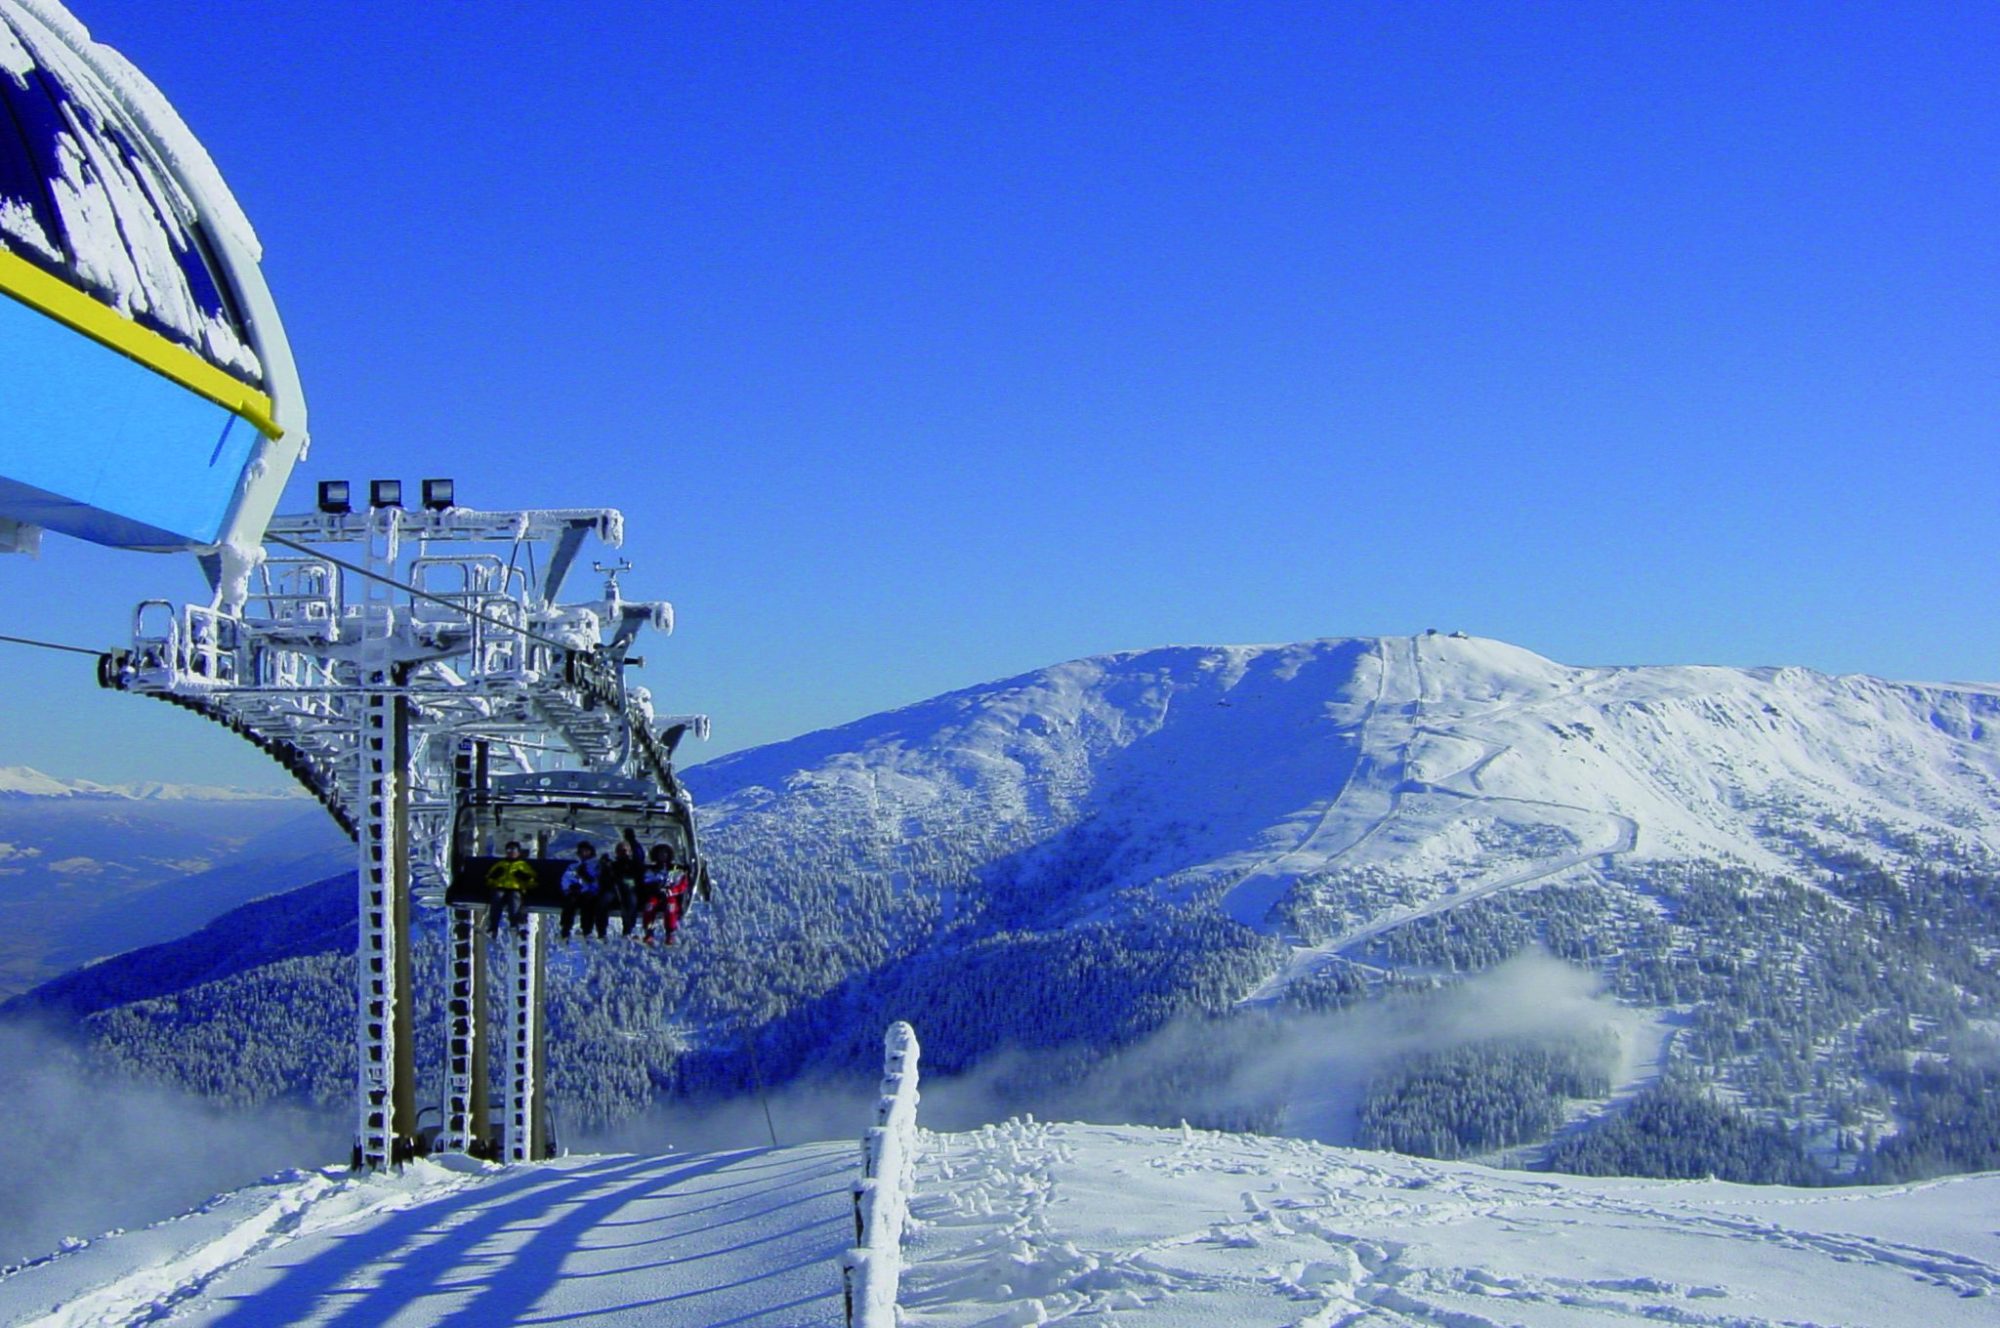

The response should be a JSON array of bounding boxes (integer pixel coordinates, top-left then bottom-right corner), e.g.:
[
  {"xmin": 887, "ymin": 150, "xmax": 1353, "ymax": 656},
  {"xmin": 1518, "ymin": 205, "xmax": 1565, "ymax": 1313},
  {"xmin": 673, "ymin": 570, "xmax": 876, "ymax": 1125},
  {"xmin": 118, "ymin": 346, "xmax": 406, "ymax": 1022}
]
[{"xmin": 843, "ymin": 1021, "xmax": 921, "ymax": 1327}]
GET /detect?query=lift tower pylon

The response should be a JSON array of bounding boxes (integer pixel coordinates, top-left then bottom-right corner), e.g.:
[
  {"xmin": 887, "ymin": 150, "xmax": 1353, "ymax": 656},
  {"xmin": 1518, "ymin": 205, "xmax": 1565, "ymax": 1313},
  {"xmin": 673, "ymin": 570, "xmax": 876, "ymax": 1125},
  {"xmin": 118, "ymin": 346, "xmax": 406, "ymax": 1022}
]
[{"xmin": 101, "ymin": 499, "xmax": 707, "ymax": 1169}]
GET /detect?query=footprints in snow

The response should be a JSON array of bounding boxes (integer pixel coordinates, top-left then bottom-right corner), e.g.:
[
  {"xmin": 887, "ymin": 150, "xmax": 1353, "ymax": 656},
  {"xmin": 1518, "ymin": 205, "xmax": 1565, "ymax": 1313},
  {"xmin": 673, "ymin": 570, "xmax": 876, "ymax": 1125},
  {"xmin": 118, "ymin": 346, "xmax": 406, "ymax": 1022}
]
[{"xmin": 903, "ymin": 1121, "xmax": 1999, "ymax": 1327}]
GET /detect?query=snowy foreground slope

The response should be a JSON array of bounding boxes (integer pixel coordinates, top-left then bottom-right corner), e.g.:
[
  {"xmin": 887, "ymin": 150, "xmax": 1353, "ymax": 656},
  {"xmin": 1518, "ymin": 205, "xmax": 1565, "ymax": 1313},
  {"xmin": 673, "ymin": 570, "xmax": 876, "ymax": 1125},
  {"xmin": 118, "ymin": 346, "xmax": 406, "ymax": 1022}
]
[
  {"xmin": 1, "ymin": 1125, "xmax": 1993, "ymax": 1328},
  {"xmin": 904, "ymin": 1121, "xmax": 1999, "ymax": 1326},
  {"xmin": 0, "ymin": 1144, "xmax": 855, "ymax": 1328}
]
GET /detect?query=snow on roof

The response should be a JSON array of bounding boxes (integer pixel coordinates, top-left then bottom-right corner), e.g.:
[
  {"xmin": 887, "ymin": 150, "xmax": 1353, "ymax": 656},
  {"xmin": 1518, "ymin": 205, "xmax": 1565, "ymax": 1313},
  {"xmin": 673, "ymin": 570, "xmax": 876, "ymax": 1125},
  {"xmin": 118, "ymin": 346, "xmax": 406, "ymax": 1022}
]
[{"xmin": 0, "ymin": 0, "xmax": 263, "ymax": 380}]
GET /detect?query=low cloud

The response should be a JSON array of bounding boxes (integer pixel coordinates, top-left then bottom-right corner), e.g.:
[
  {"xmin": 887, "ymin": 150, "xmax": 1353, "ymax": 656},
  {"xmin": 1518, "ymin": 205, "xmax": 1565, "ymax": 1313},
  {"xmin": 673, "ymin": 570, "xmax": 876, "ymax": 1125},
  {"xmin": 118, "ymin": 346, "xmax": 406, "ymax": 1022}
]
[
  {"xmin": 917, "ymin": 952, "xmax": 1641, "ymax": 1145},
  {"xmin": 582, "ymin": 954, "xmax": 1645, "ymax": 1159},
  {"xmin": 581, "ymin": 1076, "xmax": 884, "ymax": 1157},
  {"xmin": 0, "ymin": 1021, "xmax": 342, "ymax": 1267}
]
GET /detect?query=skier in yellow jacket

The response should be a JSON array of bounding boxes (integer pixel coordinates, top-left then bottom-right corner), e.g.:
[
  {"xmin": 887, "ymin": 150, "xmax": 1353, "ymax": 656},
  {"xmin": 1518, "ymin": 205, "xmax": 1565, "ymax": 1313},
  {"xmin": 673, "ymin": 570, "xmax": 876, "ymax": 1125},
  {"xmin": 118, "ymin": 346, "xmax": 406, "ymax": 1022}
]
[{"xmin": 485, "ymin": 841, "xmax": 536, "ymax": 936}]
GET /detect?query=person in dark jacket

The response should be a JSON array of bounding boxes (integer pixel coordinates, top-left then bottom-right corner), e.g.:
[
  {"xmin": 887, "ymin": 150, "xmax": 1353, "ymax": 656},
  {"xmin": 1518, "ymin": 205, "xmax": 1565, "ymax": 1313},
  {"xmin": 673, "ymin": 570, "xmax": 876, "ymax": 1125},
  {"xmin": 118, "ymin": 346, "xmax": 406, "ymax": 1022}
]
[
  {"xmin": 560, "ymin": 841, "xmax": 602, "ymax": 941},
  {"xmin": 608, "ymin": 836, "xmax": 643, "ymax": 937},
  {"xmin": 485, "ymin": 840, "xmax": 535, "ymax": 936}
]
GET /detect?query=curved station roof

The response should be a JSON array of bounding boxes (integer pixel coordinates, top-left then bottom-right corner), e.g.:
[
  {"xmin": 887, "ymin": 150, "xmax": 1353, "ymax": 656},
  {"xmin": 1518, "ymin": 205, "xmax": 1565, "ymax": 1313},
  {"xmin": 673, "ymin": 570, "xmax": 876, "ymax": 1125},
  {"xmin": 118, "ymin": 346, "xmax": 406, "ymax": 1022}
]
[{"xmin": 0, "ymin": 0, "xmax": 304, "ymax": 552}]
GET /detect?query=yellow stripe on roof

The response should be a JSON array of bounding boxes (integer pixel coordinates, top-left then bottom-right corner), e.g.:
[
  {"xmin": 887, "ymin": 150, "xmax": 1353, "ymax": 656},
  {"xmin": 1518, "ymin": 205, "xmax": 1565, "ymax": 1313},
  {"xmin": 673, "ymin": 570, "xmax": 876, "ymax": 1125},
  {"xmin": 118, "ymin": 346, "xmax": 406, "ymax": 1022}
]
[{"xmin": 0, "ymin": 247, "xmax": 281, "ymax": 440}]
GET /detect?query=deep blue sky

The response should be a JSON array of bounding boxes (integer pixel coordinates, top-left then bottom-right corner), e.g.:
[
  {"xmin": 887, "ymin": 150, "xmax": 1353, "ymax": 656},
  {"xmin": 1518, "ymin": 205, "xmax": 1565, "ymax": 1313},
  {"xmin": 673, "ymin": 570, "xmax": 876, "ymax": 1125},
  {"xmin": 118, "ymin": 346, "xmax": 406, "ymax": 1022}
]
[{"xmin": 3, "ymin": 1, "xmax": 1996, "ymax": 787}]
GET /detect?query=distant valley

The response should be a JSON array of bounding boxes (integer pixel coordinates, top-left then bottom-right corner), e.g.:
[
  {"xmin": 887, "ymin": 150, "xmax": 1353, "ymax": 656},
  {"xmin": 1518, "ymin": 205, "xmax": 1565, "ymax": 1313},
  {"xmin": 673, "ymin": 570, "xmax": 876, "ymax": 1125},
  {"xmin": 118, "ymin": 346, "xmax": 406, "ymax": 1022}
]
[{"xmin": 0, "ymin": 767, "xmax": 348, "ymax": 997}]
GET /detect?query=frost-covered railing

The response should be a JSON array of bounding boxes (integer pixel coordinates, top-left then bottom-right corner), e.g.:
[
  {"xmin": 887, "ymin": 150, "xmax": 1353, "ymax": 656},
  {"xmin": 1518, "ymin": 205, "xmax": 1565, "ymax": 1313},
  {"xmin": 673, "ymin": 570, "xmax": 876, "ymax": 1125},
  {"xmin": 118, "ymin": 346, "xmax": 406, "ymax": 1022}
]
[
  {"xmin": 844, "ymin": 1021, "xmax": 921, "ymax": 1328},
  {"xmin": 129, "ymin": 601, "xmax": 241, "ymax": 686}
]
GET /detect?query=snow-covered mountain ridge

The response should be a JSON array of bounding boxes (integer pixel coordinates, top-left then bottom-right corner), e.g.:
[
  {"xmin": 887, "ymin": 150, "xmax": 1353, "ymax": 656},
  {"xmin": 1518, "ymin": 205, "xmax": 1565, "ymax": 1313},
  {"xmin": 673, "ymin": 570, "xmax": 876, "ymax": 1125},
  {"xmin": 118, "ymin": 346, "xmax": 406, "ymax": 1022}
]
[
  {"xmin": 22, "ymin": 634, "xmax": 2000, "ymax": 1184},
  {"xmin": 664, "ymin": 634, "xmax": 2000, "ymax": 1177},
  {"xmin": 0, "ymin": 764, "xmax": 298, "ymax": 801},
  {"xmin": 690, "ymin": 633, "xmax": 2000, "ymax": 946}
]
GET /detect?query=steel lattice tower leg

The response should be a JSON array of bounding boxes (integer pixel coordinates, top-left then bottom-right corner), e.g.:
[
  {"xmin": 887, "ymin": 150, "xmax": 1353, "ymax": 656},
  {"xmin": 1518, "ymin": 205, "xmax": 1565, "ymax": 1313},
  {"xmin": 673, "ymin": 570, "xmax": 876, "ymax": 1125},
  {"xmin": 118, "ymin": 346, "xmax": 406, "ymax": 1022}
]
[
  {"xmin": 504, "ymin": 913, "xmax": 547, "ymax": 1163},
  {"xmin": 444, "ymin": 905, "xmax": 489, "ymax": 1154},
  {"xmin": 355, "ymin": 677, "xmax": 417, "ymax": 1168},
  {"xmin": 443, "ymin": 739, "xmax": 491, "ymax": 1157}
]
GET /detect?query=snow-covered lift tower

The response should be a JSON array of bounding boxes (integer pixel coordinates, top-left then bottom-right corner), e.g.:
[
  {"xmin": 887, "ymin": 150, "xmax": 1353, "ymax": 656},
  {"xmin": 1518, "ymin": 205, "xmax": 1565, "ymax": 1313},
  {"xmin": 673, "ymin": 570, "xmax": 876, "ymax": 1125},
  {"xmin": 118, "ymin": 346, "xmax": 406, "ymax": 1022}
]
[
  {"xmin": 102, "ymin": 497, "xmax": 708, "ymax": 1166},
  {"xmin": 1, "ymin": 2, "xmax": 712, "ymax": 1170},
  {"xmin": 0, "ymin": 0, "xmax": 307, "ymax": 558}
]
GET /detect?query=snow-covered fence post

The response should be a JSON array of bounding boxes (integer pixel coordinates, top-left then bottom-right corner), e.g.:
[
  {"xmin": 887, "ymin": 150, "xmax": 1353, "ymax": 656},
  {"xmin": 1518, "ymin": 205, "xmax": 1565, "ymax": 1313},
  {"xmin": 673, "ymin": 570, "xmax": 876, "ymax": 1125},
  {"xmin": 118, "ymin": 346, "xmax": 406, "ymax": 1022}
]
[{"xmin": 844, "ymin": 1021, "xmax": 921, "ymax": 1327}]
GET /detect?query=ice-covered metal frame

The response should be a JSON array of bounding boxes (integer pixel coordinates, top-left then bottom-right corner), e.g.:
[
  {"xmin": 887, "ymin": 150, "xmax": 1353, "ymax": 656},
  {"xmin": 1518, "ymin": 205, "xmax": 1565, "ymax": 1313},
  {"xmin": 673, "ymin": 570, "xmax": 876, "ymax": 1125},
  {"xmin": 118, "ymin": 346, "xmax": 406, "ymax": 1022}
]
[
  {"xmin": 0, "ymin": 0, "xmax": 305, "ymax": 552},
  {"xmin": 99, "ymin": 502, "xmax": 705, "ymax": 1167}
]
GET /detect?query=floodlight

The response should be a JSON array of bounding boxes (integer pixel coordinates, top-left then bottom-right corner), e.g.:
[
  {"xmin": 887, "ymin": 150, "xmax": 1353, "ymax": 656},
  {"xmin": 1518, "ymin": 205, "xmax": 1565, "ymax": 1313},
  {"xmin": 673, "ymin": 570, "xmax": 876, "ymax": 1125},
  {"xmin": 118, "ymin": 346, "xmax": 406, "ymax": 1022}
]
[
  {"xmin": 421, "ymin": 478, "xmax": 456, "ymax": 511},
  {"xmin": 317, "ymin": 480, "xmax": 352, "ymax": 515},
  {"xmin": 369, "ymin": 479, "xmax": 403, "ymax": 509}
]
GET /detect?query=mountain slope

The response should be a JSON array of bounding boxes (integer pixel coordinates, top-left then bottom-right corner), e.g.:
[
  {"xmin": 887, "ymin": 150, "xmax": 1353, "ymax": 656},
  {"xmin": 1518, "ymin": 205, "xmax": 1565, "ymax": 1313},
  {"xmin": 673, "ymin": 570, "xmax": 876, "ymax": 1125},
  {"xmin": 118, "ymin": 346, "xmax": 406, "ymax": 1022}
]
[
  {"xmin": 681, "ymin": 634, "xmax": 2000, "ymax": 1174},
  {"xmin": 2, "ymin": 873, "xmax": 352, "ymax": 1022},
  {"xmin": 27, "ymin": 636, "xmax": 2000, "ymax": 1180},
  {"xmin": 689, "ymin": 634, "xmax": 2000, "ymax": 938},
  {"xmin": 0, "ymin": 766, "xmax": 299, "ymax": 802}
]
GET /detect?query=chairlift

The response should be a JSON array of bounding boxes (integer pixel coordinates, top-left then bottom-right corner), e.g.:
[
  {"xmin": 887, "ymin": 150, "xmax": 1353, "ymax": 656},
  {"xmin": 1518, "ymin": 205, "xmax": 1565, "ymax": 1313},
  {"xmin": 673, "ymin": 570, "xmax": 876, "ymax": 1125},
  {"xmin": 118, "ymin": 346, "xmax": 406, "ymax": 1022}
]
[{"xmin": 445, "ymin": 767, "xmax": 711, "ymax": 918}]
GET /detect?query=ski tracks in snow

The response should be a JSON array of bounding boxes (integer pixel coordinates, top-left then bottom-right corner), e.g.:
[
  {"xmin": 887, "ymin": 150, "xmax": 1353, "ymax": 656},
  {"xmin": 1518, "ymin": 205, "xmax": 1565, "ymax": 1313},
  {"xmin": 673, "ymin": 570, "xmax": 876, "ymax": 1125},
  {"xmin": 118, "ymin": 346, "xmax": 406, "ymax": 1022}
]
[
  {"xmin": 1, "ymin": 1161, "xmax": 485, "ymax": 1328},
  {"xmin": 899, "ymin": 1121, "xmax": 2000, "ymax": 1328},
  {"xmin": 1214, "ymin": 640, "xmax": 1397, "ymax": 936},
  {"xmin": 1239, "ymin": 639, "xmax": 1639, "ymax": 1007}
]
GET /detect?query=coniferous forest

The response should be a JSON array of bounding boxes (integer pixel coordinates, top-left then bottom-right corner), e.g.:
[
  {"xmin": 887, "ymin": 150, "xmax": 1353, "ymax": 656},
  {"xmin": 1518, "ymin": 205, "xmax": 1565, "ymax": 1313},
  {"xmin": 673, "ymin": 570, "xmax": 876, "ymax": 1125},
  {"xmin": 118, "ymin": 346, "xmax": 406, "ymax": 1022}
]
[{"xmin": 12, "ymin": 829, "xmax": 1999, "ymax": 1188}]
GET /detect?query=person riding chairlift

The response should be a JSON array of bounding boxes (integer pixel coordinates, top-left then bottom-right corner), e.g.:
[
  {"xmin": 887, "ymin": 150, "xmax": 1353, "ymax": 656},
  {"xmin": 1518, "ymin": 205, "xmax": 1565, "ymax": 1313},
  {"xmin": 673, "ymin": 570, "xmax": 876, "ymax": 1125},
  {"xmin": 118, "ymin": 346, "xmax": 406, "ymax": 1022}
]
[
  {"xmin": 609, "ymin": 831, "xmax": 645, "ymax": 937},
  {"xmin": 560, "ymin": 841, "xmax": 603, "ymax": 941},
  {"xmin": 485, "ymin": 840, "xmax": 535, "ymax": 936},
  {"xmin": 640, "ymin": 844, "xmax": 691, "ymax": 945}
]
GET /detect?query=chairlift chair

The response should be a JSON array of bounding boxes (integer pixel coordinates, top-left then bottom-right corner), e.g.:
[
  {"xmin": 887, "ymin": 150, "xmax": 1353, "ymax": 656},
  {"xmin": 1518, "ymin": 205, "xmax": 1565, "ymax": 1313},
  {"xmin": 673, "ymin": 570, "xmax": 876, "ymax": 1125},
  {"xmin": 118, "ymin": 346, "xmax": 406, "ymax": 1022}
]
[{"xmin": 446, "ymin": 768, "xmax": 710, "ymax": 917}]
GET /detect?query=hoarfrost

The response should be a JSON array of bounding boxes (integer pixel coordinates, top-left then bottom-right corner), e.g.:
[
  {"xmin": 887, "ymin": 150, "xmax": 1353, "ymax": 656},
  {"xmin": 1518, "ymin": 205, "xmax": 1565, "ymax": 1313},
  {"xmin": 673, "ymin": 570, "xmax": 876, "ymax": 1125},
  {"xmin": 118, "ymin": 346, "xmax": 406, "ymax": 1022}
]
[
  {"xmin": 207, "ymin": 532, "xmax": 266, "ymax": 615},
  {"xmin": 77, "ymin": 39, "xmax": 263, "ymax": 262},
  {"xmin": 11, "ymin": 0, "xmax": 259, "ymax": 258},
  {"xmin": 0, "ymin": 1, "xmax": 264, "ymax": 376},
  {"xmin": 0, "ymin": 195, "xmax": 61, "ymax": 261},
  {"xmin": 0, "ymin": 12, "xmax": 30, "ymax": 85},
  {"xmin": 541, "ymin": 606, "xmax": 603, "ymax": 650}
]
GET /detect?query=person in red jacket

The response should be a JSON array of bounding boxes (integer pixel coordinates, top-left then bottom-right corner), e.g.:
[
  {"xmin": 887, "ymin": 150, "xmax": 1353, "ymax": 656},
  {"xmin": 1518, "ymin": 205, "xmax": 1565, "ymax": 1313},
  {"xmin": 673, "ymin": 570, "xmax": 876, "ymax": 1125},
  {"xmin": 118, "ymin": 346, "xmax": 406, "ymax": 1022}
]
[{"xmin": 640, "ymin": 844, "xmax": 690, "ymax": 945}]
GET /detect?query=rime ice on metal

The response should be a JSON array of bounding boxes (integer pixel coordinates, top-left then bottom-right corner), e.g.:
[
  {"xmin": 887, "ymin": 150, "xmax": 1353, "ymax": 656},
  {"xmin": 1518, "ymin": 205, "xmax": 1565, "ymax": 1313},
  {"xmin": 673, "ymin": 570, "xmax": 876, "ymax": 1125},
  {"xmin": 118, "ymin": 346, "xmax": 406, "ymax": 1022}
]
[{"xmin": 103, "ymin": 501, "xmax": 708, "ymax": 1168}]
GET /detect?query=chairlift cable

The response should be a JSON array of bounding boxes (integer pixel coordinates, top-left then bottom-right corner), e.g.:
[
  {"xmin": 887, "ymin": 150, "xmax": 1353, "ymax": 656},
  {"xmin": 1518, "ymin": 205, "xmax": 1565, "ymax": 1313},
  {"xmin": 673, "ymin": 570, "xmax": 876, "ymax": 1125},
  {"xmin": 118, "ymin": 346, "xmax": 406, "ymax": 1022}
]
[
  {"xmin": 0, "ymin": 631, "xmax": 105, "ymax": 657},
  {"xmin": 265, "ymin": 535, "xmax": 583, "ymax": 657}
]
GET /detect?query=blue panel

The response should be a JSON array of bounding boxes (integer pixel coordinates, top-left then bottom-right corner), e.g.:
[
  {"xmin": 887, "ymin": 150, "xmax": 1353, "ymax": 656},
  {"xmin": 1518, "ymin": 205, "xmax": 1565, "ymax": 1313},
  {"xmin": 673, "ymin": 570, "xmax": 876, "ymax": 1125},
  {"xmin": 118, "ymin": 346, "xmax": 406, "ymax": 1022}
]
[
  {"xmin": 0, "ymin": 294, "xmax": 251, "ymax": 548},
  {"xmin": 0, "ymin": 474, "xmax": 184, "ymax": 549}
]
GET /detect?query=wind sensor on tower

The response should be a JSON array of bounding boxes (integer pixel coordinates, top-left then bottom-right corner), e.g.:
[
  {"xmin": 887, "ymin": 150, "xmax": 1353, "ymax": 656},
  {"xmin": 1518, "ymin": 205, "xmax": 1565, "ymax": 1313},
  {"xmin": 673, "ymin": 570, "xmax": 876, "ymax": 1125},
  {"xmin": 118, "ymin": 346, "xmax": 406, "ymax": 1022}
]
[{"xmin": 0, "ymin": 0, "xmax": 710, "ymax": 1168}]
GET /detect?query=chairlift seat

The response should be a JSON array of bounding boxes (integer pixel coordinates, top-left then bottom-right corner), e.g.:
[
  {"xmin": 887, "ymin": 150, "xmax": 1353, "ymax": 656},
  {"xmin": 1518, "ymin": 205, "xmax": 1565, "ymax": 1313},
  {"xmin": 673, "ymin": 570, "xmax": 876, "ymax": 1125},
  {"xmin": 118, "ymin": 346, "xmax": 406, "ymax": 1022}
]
[{"xmin": 446, "ymin": 856, "xmax": 611, "ymax": 913}]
